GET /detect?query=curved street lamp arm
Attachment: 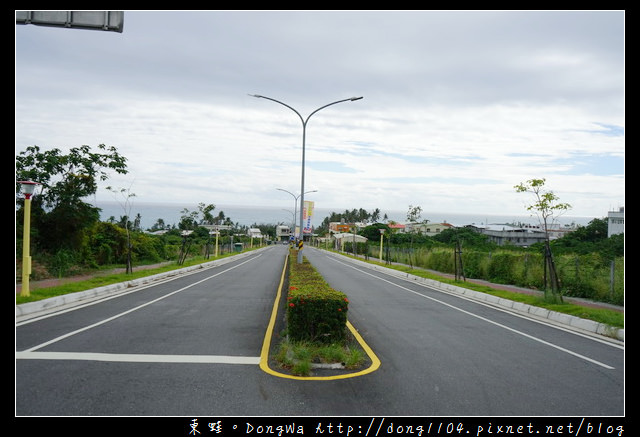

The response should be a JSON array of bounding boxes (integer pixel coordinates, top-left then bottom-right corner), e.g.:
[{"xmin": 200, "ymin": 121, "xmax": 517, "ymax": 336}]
[
  {"xmin": 276, "ymin": 188, "xmax": 318, "ymax": 200},
  {"xmin": 305, "ymin": 97, "xmax": 363, "ymax": 125},
  {"xmin": 249, "ymin": 94, "xmax": 363, "ymax": 126},
  {"xmin": 276, "ymin": 187, "xmax": 297, "ymax": 199},
  {"xmin": 248, "ymin": 94, "xmax": 304, "ymax": 125}
]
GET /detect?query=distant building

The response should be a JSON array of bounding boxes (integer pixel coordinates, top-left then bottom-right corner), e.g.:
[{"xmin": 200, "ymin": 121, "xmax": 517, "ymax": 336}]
[
  {"xmin": 466, "ymin": 223, "xmax": 547, "ymax": 247},
  {"xmin": 329, "ymin": 222, "xmax": 352, "ymax": 233},
  {"xmin": 608, "ymin": 207, "xmax": 625, "ymax": 237},
  {"xmin": 388, "ymin": 223, "xmax": 406, "ymax": 233},
  {"xmin": 202, "ymin": 224, "xmax": 232, "ymax": 232},
  {"xmin": 247, "ymin": 228, "xmax": 263, "ymax": 239},
  {"xmin": 519, "ymin": 223, "xmax": 577, "ymax": 240},
  {"xmin": 275, "ymin": 225, "xmax": 291, "ymax": 241},
  {"xmin": 333, "ymin": 232, "xmax": 368, "ymax": 251},
  {"xmin": 405, "ymin": 222, "xmax": 454, "ymax": 236}
]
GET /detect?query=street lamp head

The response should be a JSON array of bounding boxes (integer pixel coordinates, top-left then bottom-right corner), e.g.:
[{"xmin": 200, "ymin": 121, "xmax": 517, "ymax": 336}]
[
  {"xmin": 17, "ymin": 180, "xmax": 41, "ymax": 199},
  {"xmin": 350, "ymin": 96, "xmax": 364, "ymax": 101}
]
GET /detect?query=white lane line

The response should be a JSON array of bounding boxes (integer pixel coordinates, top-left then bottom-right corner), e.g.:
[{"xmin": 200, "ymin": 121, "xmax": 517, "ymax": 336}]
[
  {"xmin": 327, "ymin": 255, "xmax": 616, "ymax": 370},
  {"xmin": 20, "ymin": 254, "xmax": 262, "ymax": 353},
  {"xmin": 16, "ymin": 351, "xmax": 260, "ymax": 364}
]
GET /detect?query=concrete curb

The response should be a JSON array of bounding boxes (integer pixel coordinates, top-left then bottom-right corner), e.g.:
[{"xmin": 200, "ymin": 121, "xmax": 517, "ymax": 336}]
[
  {"xmin": 16, "ymin": 249, "xmax": 263, "ymax": 320},
  {"xmin": 326, "ymin": 251, "xmax": 624, "ymax": 343}
]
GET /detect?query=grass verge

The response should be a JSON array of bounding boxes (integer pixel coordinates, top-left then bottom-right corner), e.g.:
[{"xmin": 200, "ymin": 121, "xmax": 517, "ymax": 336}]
[
  {"xmin": 15, "ymin": 252, "xmax": 247, "ymax": 305},
  {"xmin": 339, "ymin": 254, "xmax": 624, "ymax": 329}
]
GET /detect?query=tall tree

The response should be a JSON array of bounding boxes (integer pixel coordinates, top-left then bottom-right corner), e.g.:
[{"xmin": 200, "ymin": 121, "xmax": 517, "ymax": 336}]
[
  {"xmin": 515, "ymin": 178, "xmax": 571, "ymax": 303},
  {"xmin": 106, "ymin": 185, "xmax": 136, "ymax": 273},
  {"xmin": 370, "ymin": 208, "xmax": 381, "ymax": 223},
  {"xmin": 406, "ymin": 204, "xmax": 422, "ymax": 222},
  {"xmin": 198, "ymin": 203, "xmax": 216, "ymax": 225},
  {"xmin": 16, "ymin": 144, "xmax": 127, "ymax": 208},
  {"xmin": 16, "ymin": 144, "xmax": 128, "ymax": 254},
  {"xmin": 179, "ymin": 203, "xmax": 217, "ymax": 229}
]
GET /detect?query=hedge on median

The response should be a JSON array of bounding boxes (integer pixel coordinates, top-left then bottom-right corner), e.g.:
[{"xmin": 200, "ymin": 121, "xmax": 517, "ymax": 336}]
[{"xmin": 286, "ymin": 250, "xmax": 349, "ymax": 343}]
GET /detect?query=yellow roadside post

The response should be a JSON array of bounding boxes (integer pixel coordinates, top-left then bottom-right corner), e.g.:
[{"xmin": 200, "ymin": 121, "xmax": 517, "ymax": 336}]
[{"xmin": 18, "ymin": 180, "xmax": 41, "ymax": 297}]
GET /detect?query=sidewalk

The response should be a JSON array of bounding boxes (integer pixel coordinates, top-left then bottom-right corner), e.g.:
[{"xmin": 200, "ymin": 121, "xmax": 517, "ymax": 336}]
[{"xmin": 15, "ymin": 262, "xmax": 173, "ymax": 295}]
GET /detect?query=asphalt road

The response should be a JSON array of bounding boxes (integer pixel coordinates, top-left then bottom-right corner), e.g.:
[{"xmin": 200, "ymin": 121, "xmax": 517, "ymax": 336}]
[
  {"xmin": 302, "ymin": 248, "xmax": 624, "ymax": 416},
  {"xmin": 15, "ymin": 244, "xmax": 624, "ymax": 417}
]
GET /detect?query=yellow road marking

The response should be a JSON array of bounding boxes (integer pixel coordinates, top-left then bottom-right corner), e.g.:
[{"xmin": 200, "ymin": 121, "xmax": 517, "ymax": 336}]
[{"xmin": 259, "ymin": 255, "xmax": 381, "ymax": 380}]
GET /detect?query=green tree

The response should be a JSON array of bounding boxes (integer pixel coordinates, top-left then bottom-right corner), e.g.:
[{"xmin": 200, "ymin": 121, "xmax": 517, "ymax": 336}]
[
  {"xmin": 16, "ymin": 144, "xmax": 128, "ymax": 255},
  {"xmin": 433, "ymin": 227, "xmax": 493, "ymax": 248},
  {"xmin": 179, "ymin": 203, "xmax": 217, "ymax": 230},
  {"xmin": 569, "ymin": 218, "xmax": 608, "ymax": 243},
  {"xmin": 551, "ymin": 218, "xmax": 623, "ymax": 259},
  {"xmin": 406, "ymin": 205, "xmax": 422, "ymax": 223},
  {"xmin": 16, "ymin": 144, "xmax": 127, "ymax": 208},
  {"xmin": 360, "ymin": 223, "xmax": 390, "ymax": 241},
  {"xmin": 514, "ymin": 178, "xmax": 571, "ymax": 303},
  {"xmin": 150, "ymin": 218, "xmax": 168, "ymax": 232},
  {"xmin": 514, "ymin": 179, "xmax": 571, "ymax": 236},
  {"xmin": 316, "ymin": 207, "xmax": 382, "ymax": 235},
  {"xmin": 106, "ymin": 185, "xmax": 136, "ymax": 273},
  {"xmin": 199, "ymin": 203, "xmax": 216, "ymax": 225},
  {"xmin": 370, "ymin": 208, "xmax": 381, "ymax": 222}
]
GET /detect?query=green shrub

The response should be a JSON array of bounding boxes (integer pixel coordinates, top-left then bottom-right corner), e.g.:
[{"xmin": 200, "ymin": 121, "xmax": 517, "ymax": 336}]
[
  {"xmin": 428, "ymin": 248, "xmax": 455, "ymax": 273},
  {"xmin": 513, "ymin": 253, "xmax": 544, "ymax": 289},
  {"xmin": 380, "ymin": 242, "xmax": 623, "ymax": 306},
  {"xmin": 487, "ymin": 252, "xmax": 519, "ymax": 284},
  {"xmin": 47, "ymin": 249, "xmax": 77, "ymax": 278},
  {"xmin": 287, "ymin": 250, "xmax": 349, "ymax": 343},
  {"xmin": 460, "ymin": 251, "xmax": 488, "ymax": 279},
  {"xmin": 555, "ymin": 254, "xmax": 624, "ymax": 305}
]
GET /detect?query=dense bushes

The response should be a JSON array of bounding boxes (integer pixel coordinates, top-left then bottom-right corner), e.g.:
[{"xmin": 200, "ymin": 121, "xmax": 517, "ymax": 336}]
[
  {"xmin": 287, "ymin": 250, "xmax": 349, "ymax": 343},
  {"xmin": 377, "ymin": 246, "xmax": 623, "ymax": 306},
  {"xmin": 17, "ymin": 220, "xmax": 258, "ymax": 280},
  {"xmin": 80, "ymin": 222, "xmax": 167, "ymax": 268},
  {"xmin": 486, "ymin": 252, "xmax": 519, "ymax": 284},
  {"xmin": 354, "ymin": 218, "xmax": 624, "ymax": 306}
]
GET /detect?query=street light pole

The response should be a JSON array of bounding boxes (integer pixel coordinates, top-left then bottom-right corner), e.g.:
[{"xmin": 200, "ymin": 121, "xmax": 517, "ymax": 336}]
[
  {"xmin": 252, "ymin": 94, "xmax": 363, "ymax": 263},
  {"xmin": 276, "ymin": 188, "xmax": 317, "ymax": 242},
  {"xmin": 282, "ymin": 209, "xmax": 295, "ymax": 234},
  {"xmin": 18, "ymin": 180, "xmax": 41, "ymax": 297}
]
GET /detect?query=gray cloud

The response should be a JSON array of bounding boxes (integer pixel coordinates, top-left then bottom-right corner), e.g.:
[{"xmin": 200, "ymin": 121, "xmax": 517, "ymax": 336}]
[{"xmin": 15, "ymin": 10, "xmax": 624, "ymax": 218}]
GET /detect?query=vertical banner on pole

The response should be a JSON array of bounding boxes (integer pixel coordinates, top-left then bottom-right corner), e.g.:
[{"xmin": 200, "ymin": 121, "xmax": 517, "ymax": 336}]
[{"xmin": 303, "ymin": 200, "xmax": 314, "ymax": 234}]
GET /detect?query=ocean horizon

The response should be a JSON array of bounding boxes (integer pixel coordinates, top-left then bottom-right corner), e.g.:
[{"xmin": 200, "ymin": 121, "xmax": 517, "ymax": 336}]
[{"xmin": 92, "ymin": 200, "xmax": 599, "ymax": 232}]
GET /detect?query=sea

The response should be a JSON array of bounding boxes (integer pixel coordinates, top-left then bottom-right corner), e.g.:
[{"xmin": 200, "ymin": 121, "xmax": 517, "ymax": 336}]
[{"xmin": 92, "ymin": 200, "xmax": 597, "ymax": 231}]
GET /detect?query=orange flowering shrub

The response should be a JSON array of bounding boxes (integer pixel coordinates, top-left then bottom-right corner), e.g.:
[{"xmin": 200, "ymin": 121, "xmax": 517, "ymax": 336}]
[{"xmin": 287, "ymin": 250, "xmax": 349, "ymax": 342}]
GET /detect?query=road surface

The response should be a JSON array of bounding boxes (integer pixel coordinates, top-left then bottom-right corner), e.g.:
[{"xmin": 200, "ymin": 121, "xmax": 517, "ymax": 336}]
[{"xmin": 15, "ymin": 245, "xmax": 624, "ymax": 417}]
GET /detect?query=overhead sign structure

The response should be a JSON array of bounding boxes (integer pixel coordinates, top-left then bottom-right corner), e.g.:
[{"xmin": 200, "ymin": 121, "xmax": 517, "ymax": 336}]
[{"xmin": 16, "ymin": 11, "xmax": 124, "ymax": 33}]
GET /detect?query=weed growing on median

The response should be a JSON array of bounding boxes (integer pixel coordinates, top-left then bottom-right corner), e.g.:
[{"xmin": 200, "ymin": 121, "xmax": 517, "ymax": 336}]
[{"xmin": 274, "ymin": 336, "xmax": 366, "ymax": 377}]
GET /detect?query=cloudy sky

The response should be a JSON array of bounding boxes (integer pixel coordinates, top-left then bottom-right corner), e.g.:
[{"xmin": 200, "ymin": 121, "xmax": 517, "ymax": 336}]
[{"xmin": 15, "ymin": 10, "xmax": 624, "ymax": 219}]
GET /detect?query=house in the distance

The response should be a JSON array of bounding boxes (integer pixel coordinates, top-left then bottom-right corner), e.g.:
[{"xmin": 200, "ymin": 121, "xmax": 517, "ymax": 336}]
[
  {"xmin": 608, "ymin": 207, "xmax": 624, "ymax": 237},
  {"xmin": 404, "ymin": 221, "xmax": 455, "ymax": 236}
]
